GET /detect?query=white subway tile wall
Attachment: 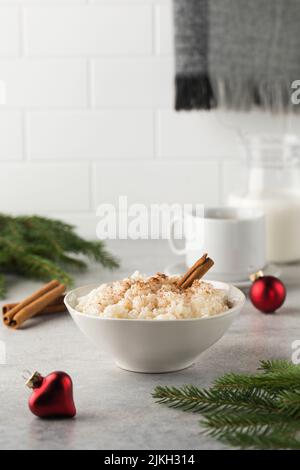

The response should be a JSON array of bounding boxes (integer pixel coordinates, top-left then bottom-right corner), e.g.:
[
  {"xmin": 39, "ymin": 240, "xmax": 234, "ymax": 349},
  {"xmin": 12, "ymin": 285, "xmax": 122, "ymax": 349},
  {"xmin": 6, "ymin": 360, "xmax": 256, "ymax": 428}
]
[
  {"xmin": 0, "ymin": 112, "xmax": 23, "ymax": 160},
  {"xmin": 0, "ymin": 0, "xmax": 293, "ymax": 236},
  {"xmin": 0, "ymin": 7, "xmax": 20, "ymax": 56},
  {"xmin": 158, "ymin": 111, "xmax": 240, "ymax": 159},
  {"xmin": 0, "ymin": 163, "xmax": 90, "ymax": 213},
  {"xmin": 23, "ymin": 6, "xmax": 152, "ymax": 56},
  {"xmin": 93, "ymin": 161, "xmax": 220, "ymax": 206},
  {"xmin": 0, "ymin": 60, "xmax": 87, "ymax": 107},
  {"xmin": 155, "ymin": 3, "xmax": 173, "ymax": 55},
  {"xmin": 27, "ymin": 110, "xmax": 154, "ymax": 159},
  {"xmin": 91, "ymin": 58, "xmax": 173, "ymax": 108}
]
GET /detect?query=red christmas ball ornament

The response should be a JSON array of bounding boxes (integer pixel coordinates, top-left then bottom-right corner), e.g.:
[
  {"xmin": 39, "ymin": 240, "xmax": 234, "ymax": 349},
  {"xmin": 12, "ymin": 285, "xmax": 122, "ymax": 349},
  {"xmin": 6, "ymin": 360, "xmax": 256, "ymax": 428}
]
[
  {"xmin": 249, "ymin": 272, "xmax": 286, "ymax": 313},
  {"xmin": 25, "ymin": 371, "xmax": 76, "ymax": 419}
]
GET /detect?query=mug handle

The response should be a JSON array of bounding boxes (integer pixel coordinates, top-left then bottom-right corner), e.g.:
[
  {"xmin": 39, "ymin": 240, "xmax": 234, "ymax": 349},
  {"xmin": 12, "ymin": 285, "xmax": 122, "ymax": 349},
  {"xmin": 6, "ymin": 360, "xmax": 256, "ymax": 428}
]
[{"xmin": 168, "ymin": 217, "xmax": 186, "ymax": 255}]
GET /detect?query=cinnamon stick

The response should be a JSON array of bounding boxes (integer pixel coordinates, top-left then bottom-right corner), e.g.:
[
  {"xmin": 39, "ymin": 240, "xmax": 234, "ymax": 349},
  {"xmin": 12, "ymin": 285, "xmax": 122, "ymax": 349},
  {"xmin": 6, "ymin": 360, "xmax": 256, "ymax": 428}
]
[
  {"xmin": 2, "ymin": 296, "xmax": 66, "ymax": 316},
  {"xmin": 177, "ymin": 253, "xmax": 208, "ymax": 288},
  {"xmin": 178, "ymin": 254, "xmax": 214, "ymax": 289},
  {"xmin": 8, "ymin": 283, "xmax": 66, "ymax": 329},
  {"xmin": 3, "ymin": 280, "xmax": 60, "ymax": 325}
]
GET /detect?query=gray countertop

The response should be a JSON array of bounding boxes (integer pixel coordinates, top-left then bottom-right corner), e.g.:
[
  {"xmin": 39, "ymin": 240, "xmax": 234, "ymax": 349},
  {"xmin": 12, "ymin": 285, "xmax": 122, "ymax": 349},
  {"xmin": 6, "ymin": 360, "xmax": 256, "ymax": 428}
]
[{"xmin": 0, "ymin": 240, "xmax": 300, "ymax": 450}]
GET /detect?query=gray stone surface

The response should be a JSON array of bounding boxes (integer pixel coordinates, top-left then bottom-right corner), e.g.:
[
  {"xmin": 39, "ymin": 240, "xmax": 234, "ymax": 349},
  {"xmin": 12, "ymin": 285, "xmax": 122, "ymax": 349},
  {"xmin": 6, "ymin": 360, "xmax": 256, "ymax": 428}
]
[{"xmin": 0, "ymin": 240, "xmax": 299, "ymax": 450}]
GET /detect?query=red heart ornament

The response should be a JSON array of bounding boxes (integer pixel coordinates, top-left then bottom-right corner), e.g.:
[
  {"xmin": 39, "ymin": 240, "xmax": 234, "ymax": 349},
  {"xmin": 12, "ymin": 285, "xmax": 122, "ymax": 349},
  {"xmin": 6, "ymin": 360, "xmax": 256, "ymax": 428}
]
[{"xmin": 26, "ymin": 371, "xmax": 76, "ymax": 419}]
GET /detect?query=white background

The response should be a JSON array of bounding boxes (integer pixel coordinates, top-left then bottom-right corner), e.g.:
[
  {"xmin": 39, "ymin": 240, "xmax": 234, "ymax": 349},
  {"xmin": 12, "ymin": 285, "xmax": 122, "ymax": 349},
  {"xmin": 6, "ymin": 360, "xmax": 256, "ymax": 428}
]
[{"xmin": 0, "ymin": 0, "xmax": 299, "ymax": 238}]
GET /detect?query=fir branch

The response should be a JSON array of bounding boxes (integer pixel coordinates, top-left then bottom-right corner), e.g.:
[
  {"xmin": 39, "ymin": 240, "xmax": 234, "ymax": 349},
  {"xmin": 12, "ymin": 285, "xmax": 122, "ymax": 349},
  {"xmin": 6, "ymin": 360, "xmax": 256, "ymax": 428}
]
[
  {"xmin": 18, "ymin": 215, "xmax": 119, "ymax": 269},
  {"xmin": 0, "ymin": 273, "xmax": 6, "ymax": 298},
  {"xmin": 277, "ymin": 390, "xmax": 300, "ymax": 417},
  {"xmin": 58, "ymin": 253, "xmax": 87, "ymax": 271},
  {"xmin": 153, "ymin": 386, "xmax": 279, "ymax": 414},
  {"xmin": 202, "ymin": 418, "xmax": 300, "ymax": 449},
  {"xmin": 259, "ymin": 359, "xmax": 297, "ymax": 374},
  {"xmin": 213, "ymin": 366, "xmax": 300, "ymax": 392},
  {"xmin": 153, "ymin": 360, "xmax": 300, "ymax": 449},
  {"xmin": 0, "ymin": 214, "xmax": 119, "ymax": 298},
  {"xmin": 220, "ymin": 428, "xmax": 300, "ymax": 450},
  {"xmin": 14, "ymin": 253, "xmax": 73, "ymax": 286},
  {"xmin": 77, "ymin": 239, "xmax": 120, "ymax": 269},
  {"xmin": 201, "ymin": 410, "xmax": 299, "ymax": 433}
]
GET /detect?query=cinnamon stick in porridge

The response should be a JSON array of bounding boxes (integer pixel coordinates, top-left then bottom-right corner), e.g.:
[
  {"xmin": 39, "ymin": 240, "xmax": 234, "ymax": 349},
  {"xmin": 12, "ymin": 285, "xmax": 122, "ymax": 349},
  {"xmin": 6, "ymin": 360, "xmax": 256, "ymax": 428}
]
[
  {"xmin": 178, "ymin": 254, "xmax": 214, "ymax": 289},
  {"xmin": 177, "ymin": 253, "xmax": 208, "ymax": 288}
]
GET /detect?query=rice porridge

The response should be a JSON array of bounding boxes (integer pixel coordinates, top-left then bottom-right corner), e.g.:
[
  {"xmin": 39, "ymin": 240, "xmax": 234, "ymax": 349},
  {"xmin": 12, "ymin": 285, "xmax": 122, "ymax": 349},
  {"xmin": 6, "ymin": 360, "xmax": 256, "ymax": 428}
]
[{"xmin": 75, "ymin": 272, "xmax": 230, "ymax": 320}]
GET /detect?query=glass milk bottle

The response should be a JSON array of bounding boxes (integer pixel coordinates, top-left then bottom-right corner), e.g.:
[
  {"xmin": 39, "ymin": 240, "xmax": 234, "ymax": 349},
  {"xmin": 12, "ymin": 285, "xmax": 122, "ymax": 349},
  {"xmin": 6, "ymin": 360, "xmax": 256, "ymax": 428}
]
[{"xmin": 229, "ymin": 134, "xmax": 300, "ymax": 264}]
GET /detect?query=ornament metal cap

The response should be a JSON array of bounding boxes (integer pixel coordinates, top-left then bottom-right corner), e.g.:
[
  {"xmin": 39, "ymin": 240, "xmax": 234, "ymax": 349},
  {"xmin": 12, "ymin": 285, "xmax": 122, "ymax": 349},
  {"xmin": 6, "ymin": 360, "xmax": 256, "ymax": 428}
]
[
  {"xmin": 25, "ymin": 371, "xmax": 43, "ymax": 389},
  {"xmin": 249, "ymin": 270, "xmax": 264, "ymax": 283}
]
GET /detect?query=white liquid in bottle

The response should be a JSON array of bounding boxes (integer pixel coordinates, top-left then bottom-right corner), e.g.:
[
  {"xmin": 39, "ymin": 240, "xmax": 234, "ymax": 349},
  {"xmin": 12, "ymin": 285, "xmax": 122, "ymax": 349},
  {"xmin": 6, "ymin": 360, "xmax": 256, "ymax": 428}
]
[{"xmin": 229, "ymin": 136, "xmax": 300, "ymax": 264}]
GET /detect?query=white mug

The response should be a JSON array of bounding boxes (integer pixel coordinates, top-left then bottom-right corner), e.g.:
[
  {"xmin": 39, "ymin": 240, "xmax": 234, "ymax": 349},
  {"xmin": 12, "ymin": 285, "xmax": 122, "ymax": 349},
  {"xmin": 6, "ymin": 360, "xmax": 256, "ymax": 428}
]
[{"xmin": 169, "ymin": 207, "xmax": 266, "ymax": 281}]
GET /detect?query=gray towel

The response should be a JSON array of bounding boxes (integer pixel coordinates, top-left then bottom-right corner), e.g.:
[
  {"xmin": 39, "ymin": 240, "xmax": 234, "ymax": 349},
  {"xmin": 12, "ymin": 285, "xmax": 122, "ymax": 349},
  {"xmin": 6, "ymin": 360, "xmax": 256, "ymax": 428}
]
[{"xmin": 174, "ymin": 0, "xmax": 300, "ymax": 112}]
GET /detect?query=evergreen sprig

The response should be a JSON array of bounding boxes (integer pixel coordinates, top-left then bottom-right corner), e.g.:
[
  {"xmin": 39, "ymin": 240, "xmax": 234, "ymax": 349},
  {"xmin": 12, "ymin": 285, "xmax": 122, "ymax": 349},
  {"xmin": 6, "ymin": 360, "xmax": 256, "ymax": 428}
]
[
  {"xmin": 0, "ymin": 273, "xmax": 5, "ymax": 298},
  {"xmin": 0, "ymin": 214, "xmax": 119, "ymax": 298},
  {"xmin": 152, "ymin": 360, "xmax": 300, "ymax": 449}
]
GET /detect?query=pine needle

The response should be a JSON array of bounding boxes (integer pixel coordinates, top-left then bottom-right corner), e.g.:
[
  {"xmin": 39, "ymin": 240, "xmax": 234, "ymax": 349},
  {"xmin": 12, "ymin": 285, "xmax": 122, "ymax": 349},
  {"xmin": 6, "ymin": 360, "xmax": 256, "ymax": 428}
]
[
  {"xmin": 0, "ymin": 214, "xmax": 119, "ymax": 298},
  {"xmin": 153, "ymin": 360, "xmax": 300, "ymax": 449},
  {"xmin": 259, "ymin": 359, "xmax": 297, "ymax": 373},
  {"xmin": 213, "ymin": 370, "xmax": 300, "ymax": 392},
  {"xmin": 220, "ymin": 428, "xmax": 300, "ymax": 450},
  {"xmin": 0, "ymin": 273, "xmax": 6, "ymax": 298}
]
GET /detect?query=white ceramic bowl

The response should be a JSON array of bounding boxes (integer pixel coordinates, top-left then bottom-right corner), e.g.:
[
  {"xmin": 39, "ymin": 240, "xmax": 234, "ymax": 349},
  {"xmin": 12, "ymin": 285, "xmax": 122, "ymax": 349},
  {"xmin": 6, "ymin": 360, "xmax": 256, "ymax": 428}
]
[{"xmin": 65, "ymin": 281, "xmax": 245, "ymax": 373}]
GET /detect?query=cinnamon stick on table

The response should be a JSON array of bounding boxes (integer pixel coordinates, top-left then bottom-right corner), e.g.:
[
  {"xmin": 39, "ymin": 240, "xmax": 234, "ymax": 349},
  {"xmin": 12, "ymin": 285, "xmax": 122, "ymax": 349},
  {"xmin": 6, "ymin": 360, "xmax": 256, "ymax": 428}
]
[
  {"xmin": 178, "ymin": 253, "xmax": 214, "ymax": 289},
  {"xmin": 3, "ymin": 280, "xmax": 66, "ymax": 329},
  {"xmin": 2, "ymin": 295, "xmax": 66, "ymax": 316},
  {"xmin": 3, "ymin": 280, "xmax": 59, "ymax": 325}
]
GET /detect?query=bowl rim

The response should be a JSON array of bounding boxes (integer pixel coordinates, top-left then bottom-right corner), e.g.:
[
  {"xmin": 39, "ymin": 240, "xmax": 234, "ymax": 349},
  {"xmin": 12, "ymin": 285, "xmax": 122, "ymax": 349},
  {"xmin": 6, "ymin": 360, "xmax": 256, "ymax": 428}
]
[{"xmin": 64, "ymin": 280, "xmax": 246, "ymax": 323}]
